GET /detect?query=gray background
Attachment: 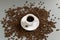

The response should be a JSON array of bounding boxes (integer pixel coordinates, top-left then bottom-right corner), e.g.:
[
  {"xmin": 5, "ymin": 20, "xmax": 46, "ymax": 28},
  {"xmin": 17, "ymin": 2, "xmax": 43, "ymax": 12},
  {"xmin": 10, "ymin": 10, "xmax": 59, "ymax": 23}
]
[{"xmin": 0, "ymin": 0, "xmax": 60, "ymax": 40}]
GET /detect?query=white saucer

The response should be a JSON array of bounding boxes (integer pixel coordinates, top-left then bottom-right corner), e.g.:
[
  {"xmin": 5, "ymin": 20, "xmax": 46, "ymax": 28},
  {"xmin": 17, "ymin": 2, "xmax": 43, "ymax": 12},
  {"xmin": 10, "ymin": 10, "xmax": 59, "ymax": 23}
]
[{"xmin": 21, "ymin": 14, "xmax": 40, "ymax": 31}]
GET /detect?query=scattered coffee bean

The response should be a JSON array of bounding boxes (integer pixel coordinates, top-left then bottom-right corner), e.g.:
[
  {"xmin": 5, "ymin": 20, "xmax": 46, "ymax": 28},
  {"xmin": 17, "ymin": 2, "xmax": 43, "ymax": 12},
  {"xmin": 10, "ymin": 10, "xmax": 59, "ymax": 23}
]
[
  {"xmin": 56, "ymin": 29, "xmax": 60, "ymax": 31},
  {"xmin": 1, "ymin": 1, "xmax": 56, "ymax": 40}
]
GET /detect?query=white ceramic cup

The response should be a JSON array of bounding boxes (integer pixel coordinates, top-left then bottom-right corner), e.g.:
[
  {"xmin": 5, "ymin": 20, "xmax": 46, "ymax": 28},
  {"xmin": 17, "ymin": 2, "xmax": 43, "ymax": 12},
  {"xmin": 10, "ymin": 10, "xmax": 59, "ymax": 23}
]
[{"xmin": 21, "ymin": 14, "xmax": 39, "ymax": 31}]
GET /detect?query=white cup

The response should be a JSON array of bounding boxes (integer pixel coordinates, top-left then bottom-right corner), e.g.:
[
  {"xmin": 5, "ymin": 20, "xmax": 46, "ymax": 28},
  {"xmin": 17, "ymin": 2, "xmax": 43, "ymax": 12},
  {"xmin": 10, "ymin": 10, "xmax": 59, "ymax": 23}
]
[{"xmin": 21, "ymin": 14, "xmax": 40, "ymax": 31}]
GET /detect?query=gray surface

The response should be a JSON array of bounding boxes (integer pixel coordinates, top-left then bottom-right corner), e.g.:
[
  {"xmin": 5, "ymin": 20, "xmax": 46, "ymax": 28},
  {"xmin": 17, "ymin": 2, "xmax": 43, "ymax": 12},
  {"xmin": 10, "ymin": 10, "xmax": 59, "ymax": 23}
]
[{"xmin": 0, "ymin": 0, "xmax": 60, "ymax": 40}]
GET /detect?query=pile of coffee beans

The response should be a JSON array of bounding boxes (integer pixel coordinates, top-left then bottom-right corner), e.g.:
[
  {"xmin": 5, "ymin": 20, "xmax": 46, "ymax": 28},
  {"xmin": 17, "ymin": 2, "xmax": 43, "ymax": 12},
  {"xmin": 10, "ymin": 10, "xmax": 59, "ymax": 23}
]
[{"xmin": 1, "ymin": 1, "xmax": 56, "ymax": 40}]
